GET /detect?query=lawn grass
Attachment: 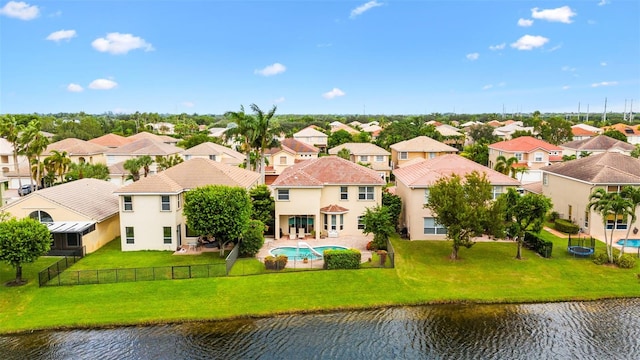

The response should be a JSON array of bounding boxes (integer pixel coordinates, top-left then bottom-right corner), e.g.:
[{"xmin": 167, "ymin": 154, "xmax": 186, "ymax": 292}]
[{"xmin": 0, "ymin": 231, "xmax": 638, "ymax": 334}]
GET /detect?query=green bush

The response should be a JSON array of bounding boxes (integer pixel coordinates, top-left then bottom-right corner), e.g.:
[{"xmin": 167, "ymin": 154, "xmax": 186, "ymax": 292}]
[
  {"xmin": 240, "ymin": 220, "xmax": 265, "ymax": 257},
  {"xmin": 323, "ymin": 249, "xmax": 361, "ymax": 270},
  {"xmin": 554, "ymin": 219, "xmax": 579, "ymax": 234},
  {"xmin": 548, "ymin": 211, "xmax": 560, "ymax": 222},
  {"xmin": 264, "ymin": 255, "xmax": 288, "ymax": 270},
  {"xmin": 592, "ymin": 251, "xmax": 609, "ymax": 265},
  {"xmin": 523, "ymin": 232, "xmax": 553, "ymax": 258},
  {"xmin": 615, "ymin": 254, "xmax": 637, "ymax": 269}
]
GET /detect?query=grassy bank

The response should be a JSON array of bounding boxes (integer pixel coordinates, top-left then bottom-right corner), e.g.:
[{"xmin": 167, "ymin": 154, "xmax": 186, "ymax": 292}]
[{"xmin": 0, "ymin": 232, "xmax": 638, "ymax": 334}]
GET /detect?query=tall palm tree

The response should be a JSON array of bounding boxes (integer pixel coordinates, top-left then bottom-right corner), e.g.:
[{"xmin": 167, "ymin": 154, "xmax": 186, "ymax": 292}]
[
  {"xmin": 588, "ymin": 188, "xmax": 634, "ymax": 263},
  {"xmin": 619, "ymin": 186, "xmax": 640, "ymax": 258},
  {"xmin": 493, "ymin": 155, "xmax": 518, "ymax": 178},
  {"xmin": 19, "ymin": 120, "xmax": 49, "ymax": 190},
  {"xmin": 155, "ymin": 154, "xmax": 183, "ymax": 171},
  {"xmin": 224, "ymin": 106, "xmax": 257, "ymax": 170},
  {"xmin": 44, "ymin": 150, "xmax": 71, "ymax": 184},
  {"xmin": 0, "ymin": 115, "xmax": 25, "ymax": 188},
  {"xmin": 249, "ymin": 103, "xmax": 278, "ymax": 184},
  {"xmin": 137, "ymin": 155, "xmax": 154, "ymax": 178},
  {"xmin": 123, "ymin": 158, "xmax": 142, "ymax": 182}
]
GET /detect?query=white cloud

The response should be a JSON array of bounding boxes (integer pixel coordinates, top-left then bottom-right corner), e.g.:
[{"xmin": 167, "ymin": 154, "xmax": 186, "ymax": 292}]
[
  {"xmin": 0, "ymin": 1, "xmax": 39, "ymax": 20},
  {"xmin": 510, "ymin": 35, "xmax": 549, "ymax": 50},
  {"xmin": 46, "ymin": 29, "xmax": 77, "ymax": 42},
  {"xmin": 254, "ymin": 63, "xmax": 287, "ymax": 76},
  {"xmin": 274, "ymin": 96, "xmax": 285, "ymax": 104},
  {"xmin": 562, "ymin": 85, "xmax": 570, "ymax": 90},
  {"xmin": 518, "ymin": 18, "xmax": 533, "ymax": 27},
  {"xmin": 591, "ymin": 81, "xmax": 618, "ymax": 88},
  {"xmin": 497, "ymin": 82, "xmax": 506, "ymax": 87},
  {"xmin": 598, "ymin": 0, "xmax": 610, "ymax": 6},
  {"xmin": 350, "ymin": 1, "xmax": 383, "ymax": 19},
  {"xmin": 547, "ymin": 44, "xmax": 562, "ymax": 52},
  {"xmin": 466, "ymin": 53, "xmax": 479, "ymax": 61},
  {"xmin": 489, "ymin": 43, "xmax": 505, "ymax": 51},
  {"xmin": 322, "ymin": 88, "xmax": 345, "ymax": 99},
  {"xmin": 182, "ymin": 101, "xmax": 195, "ymax": 108},
  {"xmin": 600, "ymin": 62, "xmax": 607, "ymax": 66},
  {"xmin": 561, "ymin": 66, "xmax": 576, "ymax": 72},
  {"xmin": 531, "ymin": 6, "xmax": 576, "ymax": 24},
  {"xmin": 482, "ymin": 84, "xmax": 493, "ymax": 90},
  {"xmin": 88, "ymin": 78, "xmax": 118, "ymax": 90},
  {"xmin": 92, "ymin": 32, "xmax": 154, "ymax": 55},
  {"xmin": 66, "ymin": 83, "xmax": 83, "ymax": 92}
]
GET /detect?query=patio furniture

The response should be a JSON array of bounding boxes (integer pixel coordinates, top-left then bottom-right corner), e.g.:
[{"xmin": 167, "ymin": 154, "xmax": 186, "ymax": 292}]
[
  {"xmin": 289, "ymin": 227, "xmax": 296, "ymax": 240},
  {"xmin": 298, "ymin": 228, "xmax": 306, "ymax": 239}
]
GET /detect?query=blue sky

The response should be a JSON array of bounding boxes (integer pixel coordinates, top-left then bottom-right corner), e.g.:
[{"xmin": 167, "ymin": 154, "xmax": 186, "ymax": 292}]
[{"xmin": 1, "ymin": 0, "xmax": 639, "ymax": 115}]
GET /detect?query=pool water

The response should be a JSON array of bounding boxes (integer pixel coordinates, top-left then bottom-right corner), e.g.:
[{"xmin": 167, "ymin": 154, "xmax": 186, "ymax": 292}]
[
  {"xmin": 269, "ymin": 245, "xmax": 348, "ymax": 261},
  {"xmin": 616, "ymin": 239, "xmax": 640, "ymax": 247}
]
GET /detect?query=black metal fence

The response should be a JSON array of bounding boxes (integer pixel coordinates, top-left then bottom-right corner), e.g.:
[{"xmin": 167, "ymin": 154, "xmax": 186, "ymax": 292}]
[{"xmin": 38, "ymin": 247, "xmax": 85, "ymax": 287}]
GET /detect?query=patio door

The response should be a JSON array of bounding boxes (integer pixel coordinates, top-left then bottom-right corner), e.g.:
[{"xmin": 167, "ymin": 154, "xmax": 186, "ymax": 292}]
[{"xmin": 288, "ymin": 216, "xmax": 315, "ymax": 234}]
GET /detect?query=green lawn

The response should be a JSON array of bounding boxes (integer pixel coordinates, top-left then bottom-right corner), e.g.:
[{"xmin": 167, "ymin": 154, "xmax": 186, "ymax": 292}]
[{"xmin": 0, "ymin": 231, "xmax": 638, "ymax": 334}]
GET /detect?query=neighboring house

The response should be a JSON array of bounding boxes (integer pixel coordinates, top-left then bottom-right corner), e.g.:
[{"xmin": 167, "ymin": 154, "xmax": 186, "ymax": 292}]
[
  {"xmin": 601, "ymin": 123, "xmax": 640, "ymax": 145},
  {"xmin": 389, "ymin": 136, "xmax": 459, "ymax": 169},
  {"xmin": 108, "ymin": 161, "xmax": 131, "ymax": 187},
  {"xmin": 488, "ymin": 136, "xmax": 562, "ymax": 170},
  {"xmin": 149, "ymin": 122, "xmax": 175, "ymax": 135},
  {"xmin": 393, "ymin": 154, "xmax": 520, "ymax": 240},
  {"xmin": 560, "ymin": 135, "xmax": 636, "ymax": 158},
  {"xmin": 271, "ymin": 156, "xmax": 385, "ymax": 240},
  {"xmin": 492, "ymin": 123, "xmax": 535, "ymax": 140},
  {"xmin": 105, "ymin": 138, "xmax": 184, "ymax": 174},
  {"xmin": 1, "ymin": 178, "xmax": 120, "ymax": 254},
  {"xmin": 330, "ymin": 123, "xmax": 360, "ymax": 135},
  {"xmin": 0, "ymin": 137, "xmax": 28, "ymax": 174},
  {"xmin": 541, "ymin": 153, "xmax": 640, "ymax": 241},
  {"xmin": 328, "ymin": 142, "xmax": 391, "ymax": 180},
  {"xmin": 264, "ymin": 138, "xmax": 320, "ymax": 179},
  {"xmin": 183, "ymin": 142, "xmax": 246, "ymax": 166},
  {"xmin": 114, "ymin": 158, "xmax": 261, "ymax": 251},
  {"xmin": 293, "ymin": 126, "xmax": 328, "ymax": 150},
  {"xmin": 572, "ymin": 123, "xmax": 603, "ymax": 134},
  {"xmin": 128, "ymin": 131, "xmax": 179, "ymax": 146},
  {"xmin": 88, "ymin": 133, "xmax": 135, "ymax": 148},
  {"xmin": 44, "ymin": 138, "xmax": 108, "ymax": 165},
  {"xmin": 571, "ymin": 126, "xmax": 597, "ymax": 141}
]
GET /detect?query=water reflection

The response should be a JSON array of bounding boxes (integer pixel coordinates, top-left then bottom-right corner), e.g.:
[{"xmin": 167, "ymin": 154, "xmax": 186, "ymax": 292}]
[{"xmin": 2, "ymin": 299, "xmax": 640, "ymax": 359}]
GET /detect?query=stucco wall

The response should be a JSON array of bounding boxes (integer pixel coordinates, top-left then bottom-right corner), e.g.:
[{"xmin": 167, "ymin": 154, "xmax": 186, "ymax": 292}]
[{"xmin": 119, "ymin": 193, "xmax": 182, "ymax": 251}]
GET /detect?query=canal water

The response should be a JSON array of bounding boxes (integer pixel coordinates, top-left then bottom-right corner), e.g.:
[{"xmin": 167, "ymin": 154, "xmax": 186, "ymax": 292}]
[{"xmin": 1, "ymin": 299, "xmax": 640, "ymax": 359}]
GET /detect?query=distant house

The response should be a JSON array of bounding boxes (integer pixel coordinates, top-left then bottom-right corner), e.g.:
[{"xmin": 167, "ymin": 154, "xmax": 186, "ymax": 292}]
[
  {"xmin": 271, "ymin": 156, "xmax": 385, "ymax": 240},
  {"xmin": 601, "ymin": 123, "xmax": 640, "ymax": 145},
  {"xmin": 105, "ymin": 138, "xmax": 183, "ymax": 174},
  {"xmin": 328, "ymin": 142, "xmax": 391, "ymax": 180},
  {"xmin": 488, "ymin": 136, "xmax": 562, "ymax": 170},
  {"xmin": 149, "ymin": 122, "xmax": 175, "ymax": 135},
  {"xmin": 393, "ymin": 154, "xmax": 520, "ymax": 240},
  {"xmin": 89, "ymin": 133, "xmax": 135, "ymax": 148},
  {"xmin": 1, "ymin": 179, "xmax": 120, "ymax": 254},
  {"xmin": 293, "ymin": 126, "xmax": 328, "ymax": 150},
  {"xmin": 330, "ymin": 123, "xmax": 360, "ymax": 135},
  {"xmin": 560, "ymin": 135, "xmax": 636, "ymax": 158},
  {"xmin": 45, "ymin": 138, "xmax": 108, "ymax": 165},
  {"xmin": 570, "ymin": 126, "xmax": 598, "ymax": 141},
  {"xmin": 183, "ymin": 142, "xmax": 245, "ymax": 166},
  {"xmin": 541, "ymin": 153, "xmax": 640, "ymax": 241},
  {"xmin": 389, "ymin": 136, "xmax": 459, "ymax": 169},
  {"xmin": 114, "ymin": 158, "xmax": 261, "ymax": 251},
  {"xmin": 128, "ymin": 131, "xmax": 179, "ymax": 146},
  {"xmin": 264, "ymin": 138, "xmax": 320, "ymax": 180}
]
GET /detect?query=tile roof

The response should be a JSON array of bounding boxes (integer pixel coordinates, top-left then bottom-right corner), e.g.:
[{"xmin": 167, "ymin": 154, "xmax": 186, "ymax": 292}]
[
  {"xmin": 182, "ymin": 142, "xmax": 245, "ymax": 160},
  {"xmin": 114, "ymin": 158, "xmax": 260, "ymax": 193},
  {"xmin": 3, "ymin": 179, "xmax": 119, "ymax": 221},
  {"xmin": 280, "ymin": 138, "xmax": 320, "ymax": 153},
  {"xmin": 488, "ymin": 136, "xmax": 562, "ymax": 152},
  {"xmin": 560, "ymin": 135, "xmax": 635, "ymax": 152},
  {"xmin": 105, "ymin": 138, "xmax": 183, "ymax": 156},
  {"xmin": 542, "ymin": 152, "xmax": 640, "ymax": 184},
  {"xmin": 88, "ymin": 133, "xmax": 134, "ymax": 148},
  {"xmin": 571, "ymin": 127, "xmax": 597, "ymax": 137},
  {"xmin": 45, "ymin": 138, "xmax": 108, "ymax": 156},
  {"xmin": 389, "ymin": 136, "xmax": 459, "ymax": 152},
  {"xmin": 330, "ymin": 123, "xmax": 360, "ymax": 134},
  {"xmin": 293, "ymin": 126, "xmax": 328, "ymax": 138},
  {"xmin": 393, "ymin": 154, "xmax": 521, "ymax": 187},
  {"xmin": 522, "ymin": 181, "xmax": 542, "ymax": 194},
  {"xmin": 601, "ymin": 123, "xmax": 640, "ymax": 136},
  {"xmin": 271, "ymin": 156, "xmax": 386, "ymax": 187},
  {"xmin": 320, "ymin": 204, "xmax": 349, "ymax": 213},
  {"xmin": 328, "ymin": 142, "xmax": 390, "ymax": 156},
  {"xmin": 128, "ymin": 131, "xmax": 178, "ymax": 143}
]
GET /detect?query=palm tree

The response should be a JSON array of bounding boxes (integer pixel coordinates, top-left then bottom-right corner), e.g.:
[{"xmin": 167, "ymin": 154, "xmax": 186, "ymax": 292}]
[
  {"xmin": 137, "ymin": 155, "xmax": 153, "ymax": 178},
  {"xmin": 588, "ymin": 188, "xmax": 634, "ymax": 263},
  {"xmin": 0, "ymin": 115, "xmax": 25, "ymax": 188},
  {"xmin": 224, "ymin": 106, "xmax": 257, "ymax": 170},
  {"xmin": 123, "ymin": 158, "xmax": 142, "ymax": 182},
  {"xmin": 493, "ymin": 155, "xmax": 518, "ymax": 178},
  {"xmin": 44, "ymin": 150, "xmax": 71, "ymax": 184},
  {"xmin": 155, "ymin": 154, "xmax": 184, "ymax": 171},
  {"xmin": 619, "ymin": 186, "xmax": 640, "ymax": 259},
  {"xmin": 19, "ymin": 120, "xmax": 49, "ymax": 190},
  {"xmin": 249, "ymin": 103, "xmax": 279, "ymax": 184}
]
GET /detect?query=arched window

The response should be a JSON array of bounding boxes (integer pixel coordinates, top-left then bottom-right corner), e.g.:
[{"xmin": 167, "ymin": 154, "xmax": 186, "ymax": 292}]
[{"xmin": 29, "ymin": 210, "xmax": 53, "ymax": 223}]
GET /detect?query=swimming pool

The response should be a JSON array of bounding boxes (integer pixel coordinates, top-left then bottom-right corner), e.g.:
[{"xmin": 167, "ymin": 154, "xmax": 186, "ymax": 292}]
[
  {"xmin": 269, "ymin": 245, "xmax": 349, "ymax": 261},
  {"xmin": 616, "ymin": 239, "xmax": 640, "ymax": 248}
]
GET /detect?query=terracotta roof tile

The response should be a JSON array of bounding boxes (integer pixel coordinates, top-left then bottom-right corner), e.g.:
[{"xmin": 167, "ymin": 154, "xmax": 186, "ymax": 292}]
[
  {"xmin": 280, "ymin": 138, "xmax": 320, "ymax": 153},
  {"xmin": 105, "ymin": 138, "xmax": 183, "ymax": 156},
  {"xmin": 542, "ymin": 152, "xmax": 640, "ymax": 184},
  {"xmin": 320, "ymin": 204, "xmax": 349, "ymax": 213},
  {"xmin": 489, "ymin": 136, "xmax": 562, "ymax": 152},
  {"xmin": 328, "ymin": 142, "xmax": 390, "ymax": 156},
  {"xmin": 88, "ymin": 133, "xmax": 134, "ymax": 147},
  {"xmin": 45, "ymin": 138, "xmax": 108, "ymax": 156},
  {"xmin": 271, "ymin": 156, "xmax": 385, "ymax": 187},
  {"xmin": 560, "ymin": 135, "xmax": 635, "ymax": 152},
  {"xmin": 389, "ymin": 136, "xmax": 459, "ymax": 152}
]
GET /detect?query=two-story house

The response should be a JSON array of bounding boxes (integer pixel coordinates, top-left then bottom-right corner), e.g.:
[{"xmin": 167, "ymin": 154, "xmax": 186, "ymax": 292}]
[
  {"xmin": 114, "ymin": 158, "xmax": 260, "ymax": 251},
  {"xmin": 271, "ymin": 156, "xmax": 385, "ymax": 240},
  {"xmin": 328, "ymin": 142, "xmax": 391, "ymax": 180},
  {"xmin": 541, "ymin": 153, "xmax": 640, "ymax": 241},
  {"xmin": 182, "ymin": 142, "xmax": 245, "ymax": 166},
  {"xmin": 264, "ymin": 138, "xmax": 320, "ymax": 176},
  {"xmin": 488, "ymin": 136, "xmax": 563, "ymax": 174},
  {"xmin": 293, "ymin": 126, "xmax": 328, "ymax": 150},
  {"xmin": 393, "ymin": 154, "xmax": 520, "ymax": 240},
  {"xmin": 88, "ymin": 133, "xmax": 135, "ymax": 148},
  {"xmin": 105, "ymin": 138, "xmax": 184, "ymax": 171},
  {"xmin": 45, "ymin": 138, "xmax": 109, "ymax": 165},
  {"xmin": 389, "ymin": 136, "xmax": 459, "ymax": 169},
  {"xmin": 601, "ymin": 123, "xmax": 640, "ymax": 145},
  {"xmin": 560, "ymin": 135, "xmax": 636, "ymax": 158}
]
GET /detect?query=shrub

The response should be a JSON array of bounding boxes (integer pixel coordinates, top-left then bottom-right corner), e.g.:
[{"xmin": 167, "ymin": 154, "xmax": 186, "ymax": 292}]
[
  {"xmin": 264, "ymin": 255, "xmax": 288, "ymax": 270},
  {"xmin": 240, "ymin": 220, "xmax": 266, "ymax": 257},
  {"xmin": 592, "ymin": 251, "xmax": 609, "ymax": 265},
  {"xmin": 554, "ymin": 219, "xmax": 579, "ymax": 234},
  {"xmin": 548, "ymin": 211, "xmax": 560, "ymax": 222},
  {"xmin": 523, "ymin": 232, "xmax": 553, "ymax": 258},
  {"xmin": 615, "ymin": 254, "xmax": 637, "ymax": 269},
  {"xmin": 323, "ymin": 249, "xmax": 361, "ymax": 270}
]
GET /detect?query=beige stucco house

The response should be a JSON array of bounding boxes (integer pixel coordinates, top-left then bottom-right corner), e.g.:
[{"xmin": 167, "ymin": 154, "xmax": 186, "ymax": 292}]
[
  {"xmin": 45, "ymin": 138, "xmax": 108, "ymax": 165},
  {"xmin": 1, "ymin": 178, "xmax": 120, "ymax": 254},
  {"xmin": 271, "ymin": 156, "xmax": 385, "ymax": 240},
  {"xmin": 88, "ymin": 133, "xmax": 135, "ymax": 148},
  {"xmin": 328, "ymin": 142, "xmax": 391, "ymax": 180},
  {"xmin": 560, "ymin": 135, "xmax": 636, "ymax": 158},
  {"xmin": 114, "ymin": 158, "xmax": 260, "ymax": 251},
  {"xmin": 182, "ymin": 142, "xmax": 246, "ymax": 166},
  {"xmin": 488, "ymin": 136, "xmax": 563, "ymax": 171},
  {"xmin": 601, "ymin": 123, "xmax": 640, "ymax": 145},
  {"xmin": 393, "ymin": 154, "xmax": 520, "ymax": 240},
  {"xmin": 389, "ymin": 136, "xmax": 459, "ymax": 169},
  {"xmin": 541, "ymin": 153, "xmax": 640, "ymax": 242},
  {"xmin": 293, "ymin": 126, "xmax": 328, "ymax": 150},
  {"xmin": 264, "ymin": 138, "xmax": 320, "ymax": 177}
]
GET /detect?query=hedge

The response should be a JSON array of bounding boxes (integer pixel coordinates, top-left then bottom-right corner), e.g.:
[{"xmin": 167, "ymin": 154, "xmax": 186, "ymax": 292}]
[
  {"xmin": 554, "ymin": 219, "xmax": 580, "ymax": 234},
  {"xmin": 264, "ymin": 255, "xmax": 288, "ymax": 270},
  {"xmin": 323, "ymin": 249, "xmax": 361, "ymax": 270},
  {"xmin": 524, "ymin": 232, "xmax": 553, "ymax": 258}
]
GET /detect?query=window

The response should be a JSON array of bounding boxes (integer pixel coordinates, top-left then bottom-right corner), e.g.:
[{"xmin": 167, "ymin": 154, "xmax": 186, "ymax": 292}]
[
  {"xmin": 340, "ymin": 214, "xmax": 344, "ymax": 230},
  {"xmin": 358, "ymin": 186, "xmax": 374, "ymax": 200},
  {"xmin": 163, "ymin": 226, "xmax": 172, "ymax": 244},
  {"xmin": 123, "ymin": 196, "xmax": 133, "ymax": 211},
  {"xmin": 514, "ymin": 153, "xmax": 523, "ymax": 161},
  {"xmin": 184, "ymin": 155, "xmax": 192, "ymax": 160},
  {"xmin": 67, "ymin": 233, "xmax": 80, "ymax": 247},
  {"xmin": 279, "ymin": 156, "xmax": 287, "ymax": 165},
  {"xmin": 424, "ymin": 188, "xmax": 430, "ymax": 204},
  {"xmin": 429, "ymin": 152, "xmax": 436, "ymax": 159},
  {"xmin": 357, "ymin": 216, "xmax": 365, "ymax": 230},
  {"xmin": 584, "ymin": 211, "xmax": 589, "ymax": 229},
  {"xmin": 607, "ymin": 185, "xmax": 623, "ymax": 193},
  {"xmin": 29, "ymin": 210, "xmax": 53, "ymax": 223},
  {"xmin": 209, "ymin": 154, "xmax": 216, "ymax": 161},
  {"xmin": 277, "ymin": 189, "xmax": 289, "ymax": 201},
  {"xmin": 399, "ymin": 152, "xmax": 408, "ymax": 160},
  {"xmin": 177, "ymin": 193, "xmax": 182, "ymax": 209},
  {"xmin": 161, "ymin": 195, "xmax": 171, "ymax": 211},
  {"xmin": 492, "ymin": 186, "xmax": 504, "ymax": 200},
  {"xmin": 606, "ymin": 215, "xmax": 627, "ymax": 230},
  {"xmin": 534, "ymin": 152, "xmax": 544, "ymax": 162},
  {"xmin": 125, "ymin": 227, "xmax": 135, "ymax": 244},
  {"xmin": 340, "ymin": 186, "xmax": 348, "ymax": 200},
  {"xmin": 543, "ymin": 173, "xmax": 548, "ymax": 186},
  {"xmin": 424, "ymin": 217, "xmax": 447, "ymax": 235},
  {"xmin": 359, "ymin": 155, "xmax": 368, "ymax": 162},
  {"xmin": 375, "ymin": 155, "xmax": 384, "ymax": 162}
]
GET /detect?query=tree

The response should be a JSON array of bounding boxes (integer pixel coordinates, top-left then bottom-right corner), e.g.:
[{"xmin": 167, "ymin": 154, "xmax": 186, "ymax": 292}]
[
  {"xmin": 249, "ymin": 103, "xmax": 279, "ymax": 184},
  {"xmin": 467, "ymin": 124, "xmax": 499, "ymax": 145},
  {"xmin": 328, "ymin": 129, "xmax": 353, "ymax": 148},
  {"xmin": 502, "ymin": 188, "xmax": 552, "ymax": 259},
  {"xmin": 534, "ymin": 116, "xmax": 573, "ymax": 145},
  {"xmin": 249, "ymin": 185, "xmax": 275, "ymax": 234},
  {"xmin": 43, "ymin": 150, "xmax": 71, "ymax": 183},
  {"xmin": 510, "ymin": 130, "xmax": 534, "ymax": 139},
  {"xmin": 19, "ymin": 120, "xmax": 49, "ymax": 190},
  {"xmin": 123, "ymin": 158, "xmax": 142, "ymax": 182},
  {"xmin": 155, "ymin": 154, "xmax": 184, "ymax": 171},
  {"xmin": 0, "ymin": 217, "xmax": 51, "ymax": 286},
  {"xmin": 0, "ymin": 115, "xmax": 25, "ymax": 188},
  {"xmin": 460, "ymin": 143, "xmax": 489, "ymax": 166},
  {"xmin": 336, "ymin": 148, "xmax": 351, "ymax": 160},
  {"xmin": 631, "ymin": 144, "xmax": 640, "ymax": 159},
  {"xmin": 493, "ymin": 155, "xmax": 518, "ymax": 178},
  {"xmin": 425, "ymin": 171, "xmax": 495, "ymax": 260},
  {"xmin": 588, "ymin": 188, "xmax": 634, "ymax": 264},
  {"xmin": 177, "ymin": 133, "xmax": 222, "ymax": 149},
  {"xmin": 239, "ymin": 219, "xmax": 266, "ymax": 257},
  {"xmin": 619, "ymin": 186, "xmax": 640, "ymax": 259},
  {"xmin": 602, "ymin": 129, "xmax": 628, "ymax": 142},
  {"xmin": 361, "ymin": 205, "xmax": 395, "ymax": 250},
  {"xmin": 224, "ymin": 106, "xmax": 257, "ymax": 170},
  {"xmin": 183, "ymin": 185, "xmax": 252, "ymax": 247},
  {"xmin": 137, "ymin": 155, "xmax": 154, "ymax": 178},
  {"xmin": 382, "ymin": 190, "xmax": 402, "ymax": 232},
  {"xmin": 66, "ymin": 163, "xmax": 110, "ymax": 181}
]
